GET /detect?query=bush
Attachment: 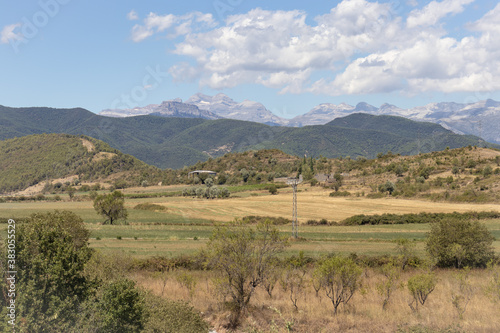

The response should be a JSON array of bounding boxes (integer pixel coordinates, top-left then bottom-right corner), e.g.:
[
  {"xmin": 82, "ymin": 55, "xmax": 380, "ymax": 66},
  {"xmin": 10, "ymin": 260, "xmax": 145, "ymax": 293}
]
[
  {"xmin": 267, "ymin": 184, "xmax": 278, "ymax": 195},
  {"xmin": 407, "ymin": 272, "xmax": 437, "ymax": 312},
  {"xmin": 329, "ymin": 191, "xmax": 351, "ymax": 197},
  {"xmin": 426, "ymin": 219, "xmax": 495, "ymax": 268},
  {"xmin": 142, "ymin": 293, "xmax": 209, "ymax": 333},
  {"xmin": 340, "ymin": 211, "xmax": 500, "ymax": 226},
  {"xmin": 76, "ymin": 279, "xmax": 145, "ymax": 333},
  {"xmin": 241, "ymin": 215, "xmax": 291, "ymax": 225},
  {"xmin": 133, "ymin": 203, "xmax": 167, "ymax": 211},
  {"xmin": 315, "ymin": 256, "xmax": 363, "ymax": 315}
]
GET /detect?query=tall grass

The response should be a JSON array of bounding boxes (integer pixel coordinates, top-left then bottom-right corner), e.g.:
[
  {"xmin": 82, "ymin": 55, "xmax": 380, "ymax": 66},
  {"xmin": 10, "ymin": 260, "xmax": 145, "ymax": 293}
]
[{"xmin": 134, "ymin": 267, "xmax": 500, "ymax": 332}]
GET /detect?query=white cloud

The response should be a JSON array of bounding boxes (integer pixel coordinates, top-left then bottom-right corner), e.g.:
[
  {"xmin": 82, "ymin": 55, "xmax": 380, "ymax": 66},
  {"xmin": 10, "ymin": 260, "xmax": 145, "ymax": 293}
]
[
  {"xmin": 130, "ymin": 0, "xmax": 500, "ymax": 96},
  {"xmin": 407, "ymin": 0, "xmax": 475, "ymax": 28},
  {"xmin": 130, "ymin": 12, "xmax": 216, "ymax": 42},
  {"xmin": 0, "ymin": 23, "xmax": 22, "ymax": 44},
  {"xmin": 127, "ymin": 10, "xmax": 139, "ymax": 21},
  {"xmin": 168, "ymin": 62, "xmax": 200, "ymax": 83}
]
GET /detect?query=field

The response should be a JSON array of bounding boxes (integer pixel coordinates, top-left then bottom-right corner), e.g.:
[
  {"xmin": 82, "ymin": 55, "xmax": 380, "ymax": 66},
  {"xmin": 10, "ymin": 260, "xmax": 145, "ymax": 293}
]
[
  {"xmin": 2, "ymin": 183, "xmax": 500, "ymax": 332},
  {"xmin": 2, "ymin": 185, "xmax": 500, "ymax": 258}
]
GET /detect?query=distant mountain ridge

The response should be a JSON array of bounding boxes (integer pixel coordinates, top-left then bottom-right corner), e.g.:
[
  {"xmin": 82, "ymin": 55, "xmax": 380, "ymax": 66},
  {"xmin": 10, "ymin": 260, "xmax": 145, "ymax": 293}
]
[
  {"xmin": 101, "ymin": 99, "xmax": 221, "ymax": 120},
  {"xmin": 1, "ymin": 104, "xmax": 496, "ymax": 169},
  {"xmin": 100, "ymin": 94, "xmax": 500, "ymax": 144}
]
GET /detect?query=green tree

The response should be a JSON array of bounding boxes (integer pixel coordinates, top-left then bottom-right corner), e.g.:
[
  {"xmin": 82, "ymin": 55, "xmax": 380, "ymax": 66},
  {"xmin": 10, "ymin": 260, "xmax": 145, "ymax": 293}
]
[
  {"xmin": 426, "ymin": 219, "xmax": 495, "ymax": 268},
  {"xmin": 332, "ymin": 172, "xmax": 343, "ymax": 192},
  {"xmin": 205, "ymin": 219, "xmax": 289, "ymax": 328},
  {"xmin": 67, "ymin": 185, "xmax": 76, "ymax": 199},
  {"xmin": 93, "ymin": 190, "xmax": 128, "ymax": 225},
  {"xmin": 0, "ymin": 211, "xmax": 93, "ymax": 333},
  {"xmin": 379, "ymin": 180, "xmax": 395, "ymax": 195},
  {"xmin": 268, "ymin": 184, "xmax": 278, "ymax": 195},
  {"xmin": 315, "ymin": 256, "xmax": 363, "ymax": 315}
]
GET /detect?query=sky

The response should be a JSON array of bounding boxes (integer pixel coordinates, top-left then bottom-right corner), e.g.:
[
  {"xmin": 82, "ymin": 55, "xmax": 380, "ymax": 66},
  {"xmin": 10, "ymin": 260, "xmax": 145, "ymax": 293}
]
[{"xmin": 1, "ymin": 0, "xmax": 500, "ymax": 119}]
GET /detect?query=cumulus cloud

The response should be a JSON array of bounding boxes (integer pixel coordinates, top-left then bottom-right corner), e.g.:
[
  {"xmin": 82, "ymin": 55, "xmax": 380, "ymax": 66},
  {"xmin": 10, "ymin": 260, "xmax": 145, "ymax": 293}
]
[
  {"xmin": 130, "ymin": 0, "xmax": 500, "ymax": 95},
  {"xmin": 0, "ymin": 23, "xmax": 22, "ymax": 44}
]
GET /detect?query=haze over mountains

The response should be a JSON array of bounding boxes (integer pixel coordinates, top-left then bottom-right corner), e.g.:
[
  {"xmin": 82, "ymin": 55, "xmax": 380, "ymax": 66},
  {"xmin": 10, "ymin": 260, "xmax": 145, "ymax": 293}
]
[{"xmin": 100, "ymin": 93, "xmax": 500, "ymax": 145}]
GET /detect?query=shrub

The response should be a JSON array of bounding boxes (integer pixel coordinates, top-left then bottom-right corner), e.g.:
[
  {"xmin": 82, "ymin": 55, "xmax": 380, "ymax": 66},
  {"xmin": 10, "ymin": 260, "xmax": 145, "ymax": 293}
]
[
  {"xmin": 133, "ymin": 203, "xmax": 167, "ymax": 211},
  {"xmin": 329, "ymin": 191, "xmax": 351, "ymax": 197},
  {"xmin": 407, "ymin": 272, "xmax": 436, "ymax": 312},
  {"xmin": 142, "ymin": 293, "xmax": 209, "ymax": 333},
  {"xmin": 76, "ymin": 279, "xmax": 145, "ymax": 333},
  {"xmin": 241, "ymin": 215, "xmax": 291, "ymax": 225},
  {"xmin": 267, "ymin": 184, "xmax": 278, "ymax": 195},
  {"xmin": 315, "ymin": 256, "xmax": 363, "ymax": 315}
]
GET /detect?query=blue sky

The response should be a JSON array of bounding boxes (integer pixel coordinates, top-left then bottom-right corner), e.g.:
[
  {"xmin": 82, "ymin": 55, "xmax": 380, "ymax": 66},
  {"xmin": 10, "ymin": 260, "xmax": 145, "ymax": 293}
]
[{"xmin": 1, "ymin": 0, "xmax": 499, "ymax": 118}]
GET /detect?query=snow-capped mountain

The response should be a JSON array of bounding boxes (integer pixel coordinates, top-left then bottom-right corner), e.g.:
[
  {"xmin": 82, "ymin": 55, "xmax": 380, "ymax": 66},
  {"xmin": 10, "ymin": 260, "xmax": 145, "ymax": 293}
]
[
  {"xmin": 286, "ymin": 103, "xmax": 355, "ymax": 126},
  {"xmin": 100, "ymin": 93, "xmax": 500, "ymax": 144},
  {"xmin": 291, "ymin": 99, "xmax": 500, "ymax": 144},
  {"xmin": 100, "ymin": 99, "xmax": 220, "ymax": 120},
  {"xmin": 186, "ymin": 93, "xmax": 287, "ymax": 126}
]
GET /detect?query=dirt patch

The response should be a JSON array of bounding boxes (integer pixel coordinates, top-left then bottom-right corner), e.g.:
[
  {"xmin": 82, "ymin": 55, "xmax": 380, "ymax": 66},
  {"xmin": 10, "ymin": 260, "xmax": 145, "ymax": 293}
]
[
  {"xmin": 12, "ymin": 175, "xmax": 79, "ymax": 196},
  {"xmin": 81, "ymin": 138, "xmax": 95, "ymax": 152}
]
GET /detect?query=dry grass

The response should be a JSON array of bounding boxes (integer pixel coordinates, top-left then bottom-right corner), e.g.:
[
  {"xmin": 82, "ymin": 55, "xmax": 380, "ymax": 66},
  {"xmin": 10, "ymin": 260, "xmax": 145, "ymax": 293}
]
[
  {"xmin": 156, "ymin": 186, "xmax": 500, "ymax": 223},
  {"xmin": 134, "ymin": 267, "xmax": 500, "ymax": 333}
]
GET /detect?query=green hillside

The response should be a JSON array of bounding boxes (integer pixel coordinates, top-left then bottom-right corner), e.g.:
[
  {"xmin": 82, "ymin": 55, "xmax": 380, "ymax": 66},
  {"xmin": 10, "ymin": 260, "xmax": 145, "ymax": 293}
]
[
  {"xmin": 0, "ymin": 133, "xmax": 163, "ymax": 194},
  {"xmin": 0, "ymin": 106, "xmax": 497, "ymax": 169}
]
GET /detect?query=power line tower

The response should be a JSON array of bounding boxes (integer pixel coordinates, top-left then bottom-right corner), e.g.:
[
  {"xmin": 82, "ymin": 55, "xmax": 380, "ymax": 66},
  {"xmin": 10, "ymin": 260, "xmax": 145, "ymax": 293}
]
[{"xmin": 287, "ymin": 176, "xmax": 302, "ymax": 238}]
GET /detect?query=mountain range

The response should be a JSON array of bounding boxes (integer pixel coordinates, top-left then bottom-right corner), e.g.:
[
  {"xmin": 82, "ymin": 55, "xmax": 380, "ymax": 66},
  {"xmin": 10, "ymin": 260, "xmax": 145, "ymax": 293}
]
[
  {"xmin": 100, "ymin": 94, "xmax": 500, "ymax": 145},
  {"xmin": 1, "ymin": 104, "xmax": 496, "ymax": 169}
]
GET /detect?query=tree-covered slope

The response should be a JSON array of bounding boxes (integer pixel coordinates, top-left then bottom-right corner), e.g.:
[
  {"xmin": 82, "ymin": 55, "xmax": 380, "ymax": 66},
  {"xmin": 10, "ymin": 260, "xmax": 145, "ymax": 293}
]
[{"xmin": 0, "ymin": 133, "xmax": 161, "ymax": 193}]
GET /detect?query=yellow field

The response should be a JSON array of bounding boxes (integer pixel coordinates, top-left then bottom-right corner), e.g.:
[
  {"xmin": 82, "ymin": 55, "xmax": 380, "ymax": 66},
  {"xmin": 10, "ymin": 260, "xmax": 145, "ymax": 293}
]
[{"xmin": 153, "ymin": 185, "xmax": 500, "ymax": 222}]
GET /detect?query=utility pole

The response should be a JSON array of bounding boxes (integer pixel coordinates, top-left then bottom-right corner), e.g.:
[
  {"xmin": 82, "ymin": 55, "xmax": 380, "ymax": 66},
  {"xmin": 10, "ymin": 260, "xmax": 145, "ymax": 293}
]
[{"xmin": 287, "ymin": 176, "xmax": 302, "ymax": 238}]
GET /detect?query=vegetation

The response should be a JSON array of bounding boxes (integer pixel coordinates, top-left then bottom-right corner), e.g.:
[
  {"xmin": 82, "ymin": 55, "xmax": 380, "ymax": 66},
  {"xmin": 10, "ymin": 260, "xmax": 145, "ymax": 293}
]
[
  {"xmin": 0, "ymin": 133, "xmax": 165, "ymax": 194},
  {"xmin": 426, "ymin": 219, "xmax": 495, "ymax": 268},
  {"xmin": 204, "ymin": 219, "xmax": 289, "ymax": 328},
  {"xmin": 407, "ymin": 272, "xmax": 437, "ymax": 312},
  {"xmin": 133, "ymin": 203, "xmax": 168, "ymax": 211},
  {"xmin": 0, "ymin": 211, "xmax": 93, "ymax": 332},
  {"xmin": 142, "ymin": 294, "xmax": 209, "ymax": 333},
  {"xmin": 341, "ymin": 211, "xmax": 500, "ymax": 226},
  {"xmin": 93, "ymin": 191, "xmax": 128, "ymax": 225},
  {"xmin": 315, "ymin": 256, "xmax": 363, "ymax": 315}
]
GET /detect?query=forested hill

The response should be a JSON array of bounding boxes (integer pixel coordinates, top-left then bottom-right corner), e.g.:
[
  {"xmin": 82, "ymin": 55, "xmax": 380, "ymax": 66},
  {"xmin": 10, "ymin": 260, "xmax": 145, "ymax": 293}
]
[
  {"xmin": 0, "ymin": 105, "xmax": 497, "ymax": 169},
  {"xmin": 0, "ymin": 133, "xmax": 161, "ymax": 194}
]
